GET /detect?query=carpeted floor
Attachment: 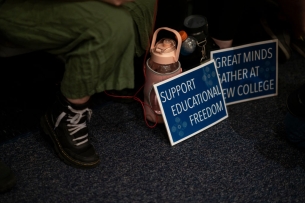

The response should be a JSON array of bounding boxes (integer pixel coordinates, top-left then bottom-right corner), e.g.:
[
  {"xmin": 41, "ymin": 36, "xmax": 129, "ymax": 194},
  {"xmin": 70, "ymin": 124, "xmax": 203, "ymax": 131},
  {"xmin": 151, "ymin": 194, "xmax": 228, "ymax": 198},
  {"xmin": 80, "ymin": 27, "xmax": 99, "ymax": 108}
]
[{"xmin": 1, "ymin": 1, "xmax": 305, "ymax": 202}]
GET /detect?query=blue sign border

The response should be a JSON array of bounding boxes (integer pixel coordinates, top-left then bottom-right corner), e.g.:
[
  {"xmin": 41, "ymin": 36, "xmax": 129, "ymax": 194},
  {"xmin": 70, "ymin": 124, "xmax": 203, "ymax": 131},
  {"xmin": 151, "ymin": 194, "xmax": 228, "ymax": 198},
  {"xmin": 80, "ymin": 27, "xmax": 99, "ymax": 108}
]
[
  {"xmin": 153, "ymin": 60, "xmax": 228, "ymax": 146},
  {"xmin": 210, "ymin": 40, "xmax": 278, "ymax": 105}
]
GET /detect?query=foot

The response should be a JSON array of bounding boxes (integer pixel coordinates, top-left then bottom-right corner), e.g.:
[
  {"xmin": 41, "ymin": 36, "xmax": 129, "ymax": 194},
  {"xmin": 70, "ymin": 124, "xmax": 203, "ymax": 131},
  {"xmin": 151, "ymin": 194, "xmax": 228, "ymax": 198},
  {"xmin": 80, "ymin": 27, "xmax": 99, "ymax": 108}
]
[
  {"xmin": 0, "ymin": 160, "xmax": 16, "ymax": 193},
  {"xmin": 40, "ymin": 93, "xmax": 100, "ymax": 168}
]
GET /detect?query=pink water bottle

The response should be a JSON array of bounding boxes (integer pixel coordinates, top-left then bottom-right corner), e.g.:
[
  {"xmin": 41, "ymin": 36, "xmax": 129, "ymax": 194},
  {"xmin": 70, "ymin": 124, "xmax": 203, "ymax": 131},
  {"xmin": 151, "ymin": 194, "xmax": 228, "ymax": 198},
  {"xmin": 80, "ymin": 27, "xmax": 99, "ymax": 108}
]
[{"xmin": 143, "ymin": 27, "xmax": 182, "ymax": 123}]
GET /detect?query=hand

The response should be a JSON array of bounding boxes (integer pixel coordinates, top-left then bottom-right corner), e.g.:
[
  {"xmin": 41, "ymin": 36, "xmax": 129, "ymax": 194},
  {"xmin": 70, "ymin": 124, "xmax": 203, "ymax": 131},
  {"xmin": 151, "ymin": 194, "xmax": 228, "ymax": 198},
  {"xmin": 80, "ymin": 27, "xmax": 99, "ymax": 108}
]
[{"xmin": 101, "ymin": 0, "xmax": 134, "ymax": 6}]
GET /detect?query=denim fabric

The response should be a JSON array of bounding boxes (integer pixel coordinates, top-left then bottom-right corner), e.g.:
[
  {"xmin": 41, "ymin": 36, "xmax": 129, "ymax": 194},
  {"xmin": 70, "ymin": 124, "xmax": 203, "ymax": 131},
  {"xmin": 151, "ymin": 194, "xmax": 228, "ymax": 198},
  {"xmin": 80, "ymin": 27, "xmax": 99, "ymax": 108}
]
[{"xmin": 284, "ymin": 112, "xmax": 305, "ymax": 149}]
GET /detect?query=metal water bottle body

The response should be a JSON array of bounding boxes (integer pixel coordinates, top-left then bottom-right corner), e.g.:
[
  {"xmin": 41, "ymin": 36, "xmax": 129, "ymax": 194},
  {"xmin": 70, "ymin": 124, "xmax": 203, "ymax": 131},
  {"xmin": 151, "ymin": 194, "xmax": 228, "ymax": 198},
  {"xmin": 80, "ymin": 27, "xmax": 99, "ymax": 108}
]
[{"xmin": 179, "ymin": 30, "xmax": 197, "ymax": 56}]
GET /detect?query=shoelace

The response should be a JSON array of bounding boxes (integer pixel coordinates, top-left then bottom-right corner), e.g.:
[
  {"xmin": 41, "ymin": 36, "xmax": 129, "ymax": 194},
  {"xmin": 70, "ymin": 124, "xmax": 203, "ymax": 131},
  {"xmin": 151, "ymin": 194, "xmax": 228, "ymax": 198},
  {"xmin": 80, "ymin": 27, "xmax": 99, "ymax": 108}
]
[{"xmin": 55, "ymin": 106, "xmax": 92, "ymax": 146}]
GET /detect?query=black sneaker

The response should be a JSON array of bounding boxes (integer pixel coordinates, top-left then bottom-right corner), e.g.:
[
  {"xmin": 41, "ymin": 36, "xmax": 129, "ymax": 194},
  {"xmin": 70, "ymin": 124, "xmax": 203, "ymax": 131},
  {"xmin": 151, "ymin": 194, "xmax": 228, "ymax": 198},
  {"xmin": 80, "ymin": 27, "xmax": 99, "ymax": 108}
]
[
  {"xmin": 0, "ymin": 160, "xmax": 16, "ymax": 193},
  {"xmin": 40, "ymin": 93, "xmax": 100, "ymax": 168}
]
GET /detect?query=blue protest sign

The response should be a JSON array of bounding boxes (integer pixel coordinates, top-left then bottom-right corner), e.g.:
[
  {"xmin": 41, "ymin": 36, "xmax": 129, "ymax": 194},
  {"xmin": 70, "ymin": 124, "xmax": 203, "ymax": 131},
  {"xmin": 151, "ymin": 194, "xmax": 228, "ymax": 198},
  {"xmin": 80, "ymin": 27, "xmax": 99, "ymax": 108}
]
[
  {"xmin": 211, "ymin": 40, "xmax": 278, "ymax": 105},
  {"xmin": 153, "ymin": 60, "xmax": 228, "ymax": 146}
]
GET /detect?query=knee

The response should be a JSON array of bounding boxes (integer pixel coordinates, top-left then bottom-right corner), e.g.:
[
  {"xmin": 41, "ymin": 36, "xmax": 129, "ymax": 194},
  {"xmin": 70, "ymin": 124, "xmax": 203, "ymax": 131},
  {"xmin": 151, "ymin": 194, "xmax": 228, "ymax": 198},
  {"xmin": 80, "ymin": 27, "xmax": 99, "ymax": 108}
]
[
  {"xmin": 110, "ymin": 9, "xmax": 134, "ymax": 39},
  {"xmin": 92, "ymin": 6, "xmax": 134, "ymax": 46}
]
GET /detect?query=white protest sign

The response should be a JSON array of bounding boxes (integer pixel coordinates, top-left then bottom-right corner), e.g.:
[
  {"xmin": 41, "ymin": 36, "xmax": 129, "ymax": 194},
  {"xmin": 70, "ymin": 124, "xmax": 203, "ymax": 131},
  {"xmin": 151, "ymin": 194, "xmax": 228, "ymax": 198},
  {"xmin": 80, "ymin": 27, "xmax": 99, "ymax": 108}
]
[
  {"xmin": 211, "ymin": 40, "xmax": 278, "ymax": 105},
  {"xmin": 153, "ymin": 60, "xmax": 228, "ymax": 146}
]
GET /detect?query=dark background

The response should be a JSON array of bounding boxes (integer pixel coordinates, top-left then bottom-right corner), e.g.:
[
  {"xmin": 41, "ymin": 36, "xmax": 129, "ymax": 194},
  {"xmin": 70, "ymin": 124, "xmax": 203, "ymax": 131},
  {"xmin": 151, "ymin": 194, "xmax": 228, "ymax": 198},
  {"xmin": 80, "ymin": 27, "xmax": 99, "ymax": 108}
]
[{"xmin": 1, "ymin": 1, "xmax": 305, "ymax": 202}]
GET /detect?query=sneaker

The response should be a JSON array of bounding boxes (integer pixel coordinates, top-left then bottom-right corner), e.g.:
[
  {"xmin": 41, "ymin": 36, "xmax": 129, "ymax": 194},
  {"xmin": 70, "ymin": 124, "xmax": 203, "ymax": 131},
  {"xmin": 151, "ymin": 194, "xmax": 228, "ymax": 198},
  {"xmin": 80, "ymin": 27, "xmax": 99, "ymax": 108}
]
[
  {"xmin": 291, "ymin": 36, "xmax": 305, "ymax": 58},
  {"xmin": 260, "ymin": 17, "xmax": 292, "ymax": 62},
  {"xmin": 0, "ymin": 160, "xmax": 16, "ymax": 193},
  {"xmin": 40, "ymin": 93, "xmax": 100, "ymax": 168}
]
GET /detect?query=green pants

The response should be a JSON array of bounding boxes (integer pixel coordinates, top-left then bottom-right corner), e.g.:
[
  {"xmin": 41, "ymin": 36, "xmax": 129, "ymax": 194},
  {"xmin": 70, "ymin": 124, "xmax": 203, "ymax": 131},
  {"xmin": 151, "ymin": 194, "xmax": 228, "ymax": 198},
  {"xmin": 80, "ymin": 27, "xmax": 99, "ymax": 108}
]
[{"xmin": 0, "ymin": 0, "xmax": 155, "ymax": 99}]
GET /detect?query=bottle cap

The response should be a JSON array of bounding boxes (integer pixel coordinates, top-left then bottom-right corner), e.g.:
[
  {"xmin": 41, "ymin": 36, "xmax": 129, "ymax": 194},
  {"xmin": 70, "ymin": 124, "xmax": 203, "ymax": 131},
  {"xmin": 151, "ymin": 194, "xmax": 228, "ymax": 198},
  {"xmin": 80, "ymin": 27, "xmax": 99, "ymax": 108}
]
[
  {"xmin": 183, "ymin": 15, "xmax": 207, "ymax": 33},
  {"xmin": 154, "ymin": 38, "xmax": 176, "ymax": 54},
  {"xmin": 179, "ymin": 30, "xmax": 188, "ymax": 41},
  {"xmin": 150, "ymin": 27, "xmax": 182, "ymax": 64}
]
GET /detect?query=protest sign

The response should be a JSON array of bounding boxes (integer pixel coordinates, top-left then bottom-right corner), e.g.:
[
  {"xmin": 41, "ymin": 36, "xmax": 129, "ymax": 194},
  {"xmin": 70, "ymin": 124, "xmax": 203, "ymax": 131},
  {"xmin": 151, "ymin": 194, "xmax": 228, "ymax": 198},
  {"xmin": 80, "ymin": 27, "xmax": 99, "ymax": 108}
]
[
  {"xmin": 211, "ymin": 40, "xmax": 278, "ymax": 105},
  {"xmin": 153, "ymin": 60, "xmax": 228, "ymax": 146}
]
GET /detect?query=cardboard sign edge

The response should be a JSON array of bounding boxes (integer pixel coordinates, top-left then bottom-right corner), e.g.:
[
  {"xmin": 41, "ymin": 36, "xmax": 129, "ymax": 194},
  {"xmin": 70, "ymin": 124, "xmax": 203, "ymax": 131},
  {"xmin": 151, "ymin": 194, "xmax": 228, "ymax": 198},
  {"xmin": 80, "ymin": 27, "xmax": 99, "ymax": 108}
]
[
  {"xmin": 153, "ymin": 60, "xmax": 229, "ymax": 146},
  {"xmin": 211, "ymin": 39, "xmax": 279, "ymax": 106}
]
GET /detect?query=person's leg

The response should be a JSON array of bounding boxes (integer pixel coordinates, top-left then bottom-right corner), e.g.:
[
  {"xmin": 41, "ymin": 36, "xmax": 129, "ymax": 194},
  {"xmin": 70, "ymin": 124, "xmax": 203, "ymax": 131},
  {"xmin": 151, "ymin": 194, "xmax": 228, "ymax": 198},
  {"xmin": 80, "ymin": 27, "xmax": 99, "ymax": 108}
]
[
  {"xmin": 259, "ymin": 0, "xmax": 292, "ymax": 62},
  {"xmin": 1, "ymin": 0, "xmax": 138, "ymax": 96},
  {"xmin": 278, "ymin": 0, "xmax": 305, "ymax": 40},
  {"xmin": 0, "ymin": 0, "xmax": 136, "ymax": 168},
  {"xmin": 278, "ymin": 0, "xmax": 305, "ymax": 58},
  {"xmin": 0, "ymin": 160, "xmax": 16, "ymax": 193}
]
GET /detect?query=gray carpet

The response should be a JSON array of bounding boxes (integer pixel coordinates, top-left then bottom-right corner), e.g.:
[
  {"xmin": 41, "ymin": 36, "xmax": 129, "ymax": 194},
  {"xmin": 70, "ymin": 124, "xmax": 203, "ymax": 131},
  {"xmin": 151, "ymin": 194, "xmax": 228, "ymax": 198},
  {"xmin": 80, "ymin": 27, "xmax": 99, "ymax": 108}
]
[
  {"xmin": 0, "ymin": 51, "xmax": 305, "ymax": 202},
  {"xmin": 1, "ymin": 1, "xmax": 305, "ymax": 201}
]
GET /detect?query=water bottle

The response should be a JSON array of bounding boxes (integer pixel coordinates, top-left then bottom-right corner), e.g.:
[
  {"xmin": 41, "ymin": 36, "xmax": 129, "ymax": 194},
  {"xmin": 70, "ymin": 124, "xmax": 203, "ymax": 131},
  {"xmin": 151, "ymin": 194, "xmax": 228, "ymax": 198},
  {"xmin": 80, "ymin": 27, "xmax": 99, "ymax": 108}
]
[
  {"xmin": 179, "ymin": 30, "xmax": 197, "ymax": 56},
  {"xmin": 183, "ymin": 15, "xmax": 208, "ymax": 43},
  {"xmin": 144, "ymin": 27, "xmax": 182, "ymax": 123},
  {"xmin": 148, "ymin": 38, "xmax": 180, "ymax": 73},
  {"xmin": 180, "ymin": 15, "xmax": 209, "ymax": 69}
]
